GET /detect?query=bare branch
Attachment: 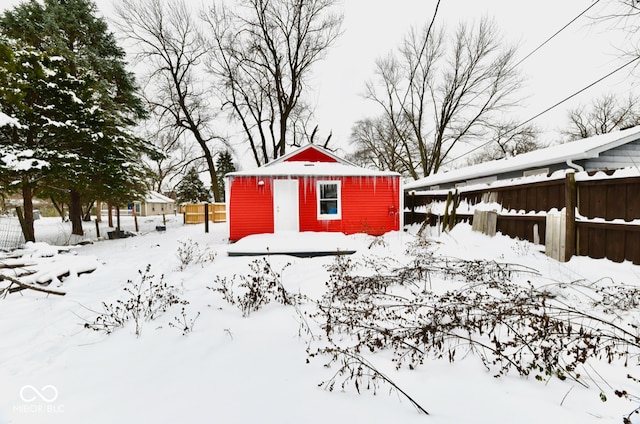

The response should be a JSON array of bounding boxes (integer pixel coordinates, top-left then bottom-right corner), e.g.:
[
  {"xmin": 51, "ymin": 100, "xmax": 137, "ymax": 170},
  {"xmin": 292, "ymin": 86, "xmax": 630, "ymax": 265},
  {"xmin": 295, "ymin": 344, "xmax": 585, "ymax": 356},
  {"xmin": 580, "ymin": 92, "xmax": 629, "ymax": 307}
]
[
  {"xmin": 1, "ymin": 274, "xmax": 66, "ymax": 296},
  {"xmin": 360, "ymin": 15, "xmax": 524, "ymax": 178},
  {"xmin": 562, "ymin": 92, "xmax": 640, "ymax": 141},
  {"xmin": 113, "ymin": 0, "xmax": 223, "ymax": 201},
  {"xmin": 203, "ymin": 0, "xmax": 343, "ymax": 165}
]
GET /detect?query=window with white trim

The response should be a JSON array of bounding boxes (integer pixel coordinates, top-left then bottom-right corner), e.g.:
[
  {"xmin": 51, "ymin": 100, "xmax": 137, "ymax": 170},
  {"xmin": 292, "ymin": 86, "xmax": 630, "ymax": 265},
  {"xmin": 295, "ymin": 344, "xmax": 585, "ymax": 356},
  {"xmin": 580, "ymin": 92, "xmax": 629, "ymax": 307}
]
[{"xmin": 317, "ymin": 180, "xmax": 341, "ymax": 220}]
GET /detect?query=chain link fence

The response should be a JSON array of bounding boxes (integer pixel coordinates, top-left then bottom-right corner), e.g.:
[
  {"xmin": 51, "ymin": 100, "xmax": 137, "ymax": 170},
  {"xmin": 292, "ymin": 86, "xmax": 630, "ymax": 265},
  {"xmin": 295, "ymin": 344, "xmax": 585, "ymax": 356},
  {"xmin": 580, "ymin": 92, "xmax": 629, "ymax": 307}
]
[{"xmin": 0, "ymin": 216, "xmax": 25, "ymax": 251}]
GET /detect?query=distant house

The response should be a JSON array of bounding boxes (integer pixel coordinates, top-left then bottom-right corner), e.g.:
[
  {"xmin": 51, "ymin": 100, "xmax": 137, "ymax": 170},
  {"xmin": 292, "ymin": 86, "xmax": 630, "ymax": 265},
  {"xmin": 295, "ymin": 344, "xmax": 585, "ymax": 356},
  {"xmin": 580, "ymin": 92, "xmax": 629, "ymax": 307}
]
[
  {"xmin": 225, "ymin": 144, "xmax": 402, "ymax": 242},
  {"xmin": 132, "ymin": 191, "xmax": 175, "ymax": 216},
  {"xmin": 405, "ymin": 126, "xmax": 640, "ymax": 192}
]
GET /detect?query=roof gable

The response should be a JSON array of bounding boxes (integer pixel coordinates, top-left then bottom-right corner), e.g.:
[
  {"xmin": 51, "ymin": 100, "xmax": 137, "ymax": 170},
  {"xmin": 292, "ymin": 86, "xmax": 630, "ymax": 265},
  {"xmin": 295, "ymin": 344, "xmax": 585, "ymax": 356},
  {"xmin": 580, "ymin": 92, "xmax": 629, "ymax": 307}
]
[
  {"xmin": 284, "ymin": 146, "xmax": 337, "ymax": 163},
  {"xmin": 266, "ymin": 144, "xmax": 353, "ymax": 166},
  {"xmin": 145, "ymin": 191, "xmax": 174, "ymax": 204},
  {"xmin": 228, "ymin": 144, "xmax": 400, "ymax": 178}
]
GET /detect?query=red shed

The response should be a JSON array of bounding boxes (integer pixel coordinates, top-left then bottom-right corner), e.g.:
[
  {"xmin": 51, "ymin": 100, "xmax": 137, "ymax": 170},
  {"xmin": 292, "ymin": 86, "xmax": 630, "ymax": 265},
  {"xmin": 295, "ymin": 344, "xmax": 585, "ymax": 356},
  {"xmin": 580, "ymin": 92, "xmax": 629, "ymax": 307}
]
[{"xmin": 226, "ymin": 145, "xmax": 402, "ymax": 242}]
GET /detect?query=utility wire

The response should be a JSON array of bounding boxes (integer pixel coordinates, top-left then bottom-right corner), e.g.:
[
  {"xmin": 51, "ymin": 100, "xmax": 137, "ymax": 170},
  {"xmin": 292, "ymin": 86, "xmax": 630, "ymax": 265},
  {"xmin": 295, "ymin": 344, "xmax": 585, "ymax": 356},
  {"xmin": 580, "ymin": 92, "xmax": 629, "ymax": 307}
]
[
  {"xmin": 441, "ymin": 0, "xmax": 607, "ymax": 166},
  {"xmin": 443, "ymin": 54, "xmax": 640, "ymax": 165},
  {"xmin": 513, "ymin": 55, "xmax": 640, "ymax": 131},
  {"xmin": 513, "ymin": 0, "xmax": 603, "ymax": 68}
]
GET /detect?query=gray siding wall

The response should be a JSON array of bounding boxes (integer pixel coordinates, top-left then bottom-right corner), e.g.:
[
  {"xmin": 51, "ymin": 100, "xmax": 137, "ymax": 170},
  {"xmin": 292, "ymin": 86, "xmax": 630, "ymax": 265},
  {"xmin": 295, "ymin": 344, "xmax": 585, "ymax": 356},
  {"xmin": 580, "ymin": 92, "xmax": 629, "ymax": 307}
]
[{"xmin": 585, "ymin": 138, "xmax": 640, "ymax": 171}]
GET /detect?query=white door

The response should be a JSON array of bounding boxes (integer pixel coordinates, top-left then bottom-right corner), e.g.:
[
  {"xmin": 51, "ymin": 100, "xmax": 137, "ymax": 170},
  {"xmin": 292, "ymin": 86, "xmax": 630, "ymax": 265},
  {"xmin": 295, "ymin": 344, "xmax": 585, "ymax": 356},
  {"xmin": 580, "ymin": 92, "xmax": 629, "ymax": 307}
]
[{"xmin": 273, "ymin": 179, "xmax": 299, "ymax": 233}]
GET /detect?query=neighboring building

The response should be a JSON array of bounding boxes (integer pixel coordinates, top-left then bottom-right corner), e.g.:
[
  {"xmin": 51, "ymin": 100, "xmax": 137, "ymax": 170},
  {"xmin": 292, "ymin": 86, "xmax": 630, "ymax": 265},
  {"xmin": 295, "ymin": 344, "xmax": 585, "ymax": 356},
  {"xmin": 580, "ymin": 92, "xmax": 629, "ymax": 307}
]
[
  {"xmin": 405, "ymin": 126, "xmax": 640, "ymax": 192},
  {"xmin": 226, "ymin": 144, "xmax": 402, "ymax": 242},
  {"xmin": 99, "ymin": 192, "xmax": 175, "ymax": 217},
  {"xmin": 135, "ymin": 191, "xmax": 175, "ymax": 216}
]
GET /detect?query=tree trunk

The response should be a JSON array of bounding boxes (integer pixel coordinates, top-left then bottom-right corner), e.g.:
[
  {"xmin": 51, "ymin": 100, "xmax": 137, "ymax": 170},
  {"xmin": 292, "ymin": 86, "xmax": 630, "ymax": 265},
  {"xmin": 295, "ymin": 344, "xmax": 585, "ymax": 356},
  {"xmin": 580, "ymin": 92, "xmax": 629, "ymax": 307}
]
[
  {"xmin": 50, "ymin": 197, "xmax": 66, "ymax": 220},
  {"xmin": 21, "ymin": 179, "xmax": 35, "ymax": 242},
  {"xmin": 82, "ymin": 201, "xmax": 94, "ymax": 221},
  {"xmin": 204, "ymin": 151, "xmax": 221, "ymax": 202},
  {"xmin": 69, "ymin": 189, "xmax": 84, "ymax": 236},
  {"xmin": 95, "ymin": 200, "xmax": 102, "ymax": 223},
  {"xmin": 107, "ymin": 202, "xmax": 113, "ymax": 227}
]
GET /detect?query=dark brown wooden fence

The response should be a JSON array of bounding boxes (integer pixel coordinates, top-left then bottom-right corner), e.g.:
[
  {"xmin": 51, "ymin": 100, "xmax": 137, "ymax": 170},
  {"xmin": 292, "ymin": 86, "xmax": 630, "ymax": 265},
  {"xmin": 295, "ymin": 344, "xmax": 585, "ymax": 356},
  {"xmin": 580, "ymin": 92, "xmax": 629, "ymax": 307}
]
[{"xmin": 405, "ymin": 173, "xmax": 640, "ymax": 264}]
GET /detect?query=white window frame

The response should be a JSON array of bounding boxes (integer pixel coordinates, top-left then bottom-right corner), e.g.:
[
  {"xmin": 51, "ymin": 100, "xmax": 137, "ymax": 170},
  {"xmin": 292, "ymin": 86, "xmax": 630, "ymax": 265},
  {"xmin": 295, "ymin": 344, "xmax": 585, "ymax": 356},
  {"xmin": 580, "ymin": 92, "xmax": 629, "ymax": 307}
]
[{"xmin": 317, "ymin": 180, "xmax": 341, "ymax": 220}]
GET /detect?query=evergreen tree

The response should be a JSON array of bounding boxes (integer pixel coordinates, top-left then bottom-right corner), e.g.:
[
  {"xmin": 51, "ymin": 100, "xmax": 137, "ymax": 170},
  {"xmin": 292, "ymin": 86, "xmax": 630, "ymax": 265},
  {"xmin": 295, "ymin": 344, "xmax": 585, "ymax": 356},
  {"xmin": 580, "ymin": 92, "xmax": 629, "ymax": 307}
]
[
  {"xmin": 0, "ymin": 35, "xmax": 74, "ymax": 241},
  {"xmin": 215, "ymin": 151, "xmax": 236, "ymax": 201},
  {"xmin": 0, "ymin": 0, "xmax": 149, "ymax": 238},
  {"xmin": 175, "ymin": 168, "xmax": 209, "ymax": 204}
]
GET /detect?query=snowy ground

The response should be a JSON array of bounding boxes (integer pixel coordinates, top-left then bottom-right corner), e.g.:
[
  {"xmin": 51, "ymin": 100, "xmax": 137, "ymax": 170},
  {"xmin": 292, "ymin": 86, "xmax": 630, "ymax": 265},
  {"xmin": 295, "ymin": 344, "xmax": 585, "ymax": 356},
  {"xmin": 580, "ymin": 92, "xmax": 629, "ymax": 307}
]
[{"xmin": 1, "ymin": 216, "xmax": 640, "ymax": 424}]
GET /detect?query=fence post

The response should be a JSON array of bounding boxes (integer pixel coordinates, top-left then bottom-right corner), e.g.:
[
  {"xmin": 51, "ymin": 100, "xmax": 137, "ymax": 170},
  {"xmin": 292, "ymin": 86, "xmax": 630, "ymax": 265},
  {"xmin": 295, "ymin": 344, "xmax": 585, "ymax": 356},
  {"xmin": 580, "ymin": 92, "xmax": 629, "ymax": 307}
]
[
  {"xmin": 204, "ymin": 203, "xmax": 209, "ymax": 233},
  {"xmin": 564, "ymin": 172, "xmax": 577, "ymax": 261},
  {"xmin": 442, "ymin": 191, "xmax": 452, "ymax": 232},
  {"xmin": 409, "ymin": 192, "xmax": 415, "ymax": 225},
  {"xmin": 132, "ymin": 206, "xmax": 139, "ymax": 233}
]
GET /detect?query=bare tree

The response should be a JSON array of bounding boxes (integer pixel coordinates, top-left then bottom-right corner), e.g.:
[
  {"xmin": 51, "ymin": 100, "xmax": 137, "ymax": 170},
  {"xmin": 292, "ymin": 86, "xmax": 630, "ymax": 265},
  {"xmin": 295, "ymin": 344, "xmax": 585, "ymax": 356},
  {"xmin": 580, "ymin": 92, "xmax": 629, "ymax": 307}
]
[
  {"xmin": 289, "ymin": 102, "xmax": 333, "ymax": 148},
  {"xmin": 466, "ymin": 122, "xmax": 540, "ymax": 165},
  {"xmin": 203, "ymin": 0, "xmax": 342, "ymax": 166},
  {"xmin": 595, "ymin": 1, "xmax": 640, "ymax": 58},
  {"xmin": 348, "ymin": 115, "xmax": 418, "ymax": 177},
  {"xmin": 562, "ymin": 92, "xmax": 640, "ymax": 141},
  {"xmin": 113, "ymin": 0, "xmax": 223, "ymax": 201},
  {"xmin": 363, "ymin": 14, "xmax": 524, "ymax": 179},
  {"xmin": 141, "ymin": 120, "xmax": 199, "ymax": 194}
]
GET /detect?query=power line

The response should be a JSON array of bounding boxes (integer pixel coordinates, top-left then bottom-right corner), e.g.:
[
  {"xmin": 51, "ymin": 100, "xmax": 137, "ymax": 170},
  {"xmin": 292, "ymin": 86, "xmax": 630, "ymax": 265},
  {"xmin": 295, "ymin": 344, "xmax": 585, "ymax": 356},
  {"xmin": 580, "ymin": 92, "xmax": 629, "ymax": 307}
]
[
  {"xmin": 512, "ymin": 0, "xmax": 603, "ymax": 68},
  {"xmin": 443, "ymin": 54, "xmax": 640, "ymax": 165},
  {"xmin": 513, "ymin": 55, "xmax": 640, "ymax": 131},
  {"xmin": 441, "ymin": 1, "xmax": 607, "ymax": 166}
]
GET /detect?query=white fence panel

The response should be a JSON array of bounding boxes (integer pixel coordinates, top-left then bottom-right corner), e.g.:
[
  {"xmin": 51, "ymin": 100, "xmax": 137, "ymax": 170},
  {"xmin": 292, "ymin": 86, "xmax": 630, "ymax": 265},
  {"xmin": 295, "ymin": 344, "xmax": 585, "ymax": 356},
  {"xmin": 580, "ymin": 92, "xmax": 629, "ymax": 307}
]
[{"xmin": 545, "ymin": 209, "xmax": 566, "ymax": 262}]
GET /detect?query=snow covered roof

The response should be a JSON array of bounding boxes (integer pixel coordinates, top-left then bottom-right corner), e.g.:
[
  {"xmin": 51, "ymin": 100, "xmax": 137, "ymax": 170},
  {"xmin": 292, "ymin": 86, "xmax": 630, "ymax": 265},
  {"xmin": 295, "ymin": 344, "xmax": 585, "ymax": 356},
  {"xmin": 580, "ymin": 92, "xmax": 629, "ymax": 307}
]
[
  {"xmin": 228, "ymin": 161, "xmax": 400, "ymax": 178},
  {"xmin": 144, "ymin": 191, "xmax": 175, "ymax": 204},
  {"xmin": 405, "ymin": 125, "xmax": 640, "ymax": 191},
  {"xmin": 228, "ymin": 144, "xmax": 399, "ymax": 178}
]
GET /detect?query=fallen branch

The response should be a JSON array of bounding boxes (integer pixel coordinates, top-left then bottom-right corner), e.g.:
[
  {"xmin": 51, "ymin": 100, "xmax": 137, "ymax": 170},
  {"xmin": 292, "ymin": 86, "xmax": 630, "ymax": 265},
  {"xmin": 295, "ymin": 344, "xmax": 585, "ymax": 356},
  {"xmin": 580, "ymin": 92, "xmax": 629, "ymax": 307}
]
[
  {"xmin": 0, "ymin": 274, "xmax": 66, "ymax": 296},
  {"xmin": 319, "ymin": 346, "xmax": 430, "ymax": 415},
  {"xmin": 0, "ymin": 262, "xmax": 33, "ymax": 269}
]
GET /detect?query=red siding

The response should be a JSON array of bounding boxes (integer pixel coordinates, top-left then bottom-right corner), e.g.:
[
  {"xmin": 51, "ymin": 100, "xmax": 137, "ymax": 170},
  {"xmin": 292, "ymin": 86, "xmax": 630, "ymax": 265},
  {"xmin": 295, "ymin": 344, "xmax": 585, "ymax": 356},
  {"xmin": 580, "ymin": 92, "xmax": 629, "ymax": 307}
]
[
  {"xmin": 228, "ymin": 177, "xmax": 274, "ymax": 241},
  {"xmin": 284, "ymin": 148, "xmax": 338, "ymax": 163},
  {"xmin": 229, "ymin": 175, "xmax": 401, "ymax": 241},
  {"xmin": 298, "ymin": 176, "xmax": 400, "ymax": 235}
]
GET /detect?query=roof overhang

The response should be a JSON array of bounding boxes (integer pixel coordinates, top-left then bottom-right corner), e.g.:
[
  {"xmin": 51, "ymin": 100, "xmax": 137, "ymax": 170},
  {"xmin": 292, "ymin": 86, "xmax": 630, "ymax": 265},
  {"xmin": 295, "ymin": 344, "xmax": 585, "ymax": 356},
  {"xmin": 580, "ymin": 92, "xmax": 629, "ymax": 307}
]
[{"xmin": 404, "ymin": 126, "xmax": 640, "ymax": 191}]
